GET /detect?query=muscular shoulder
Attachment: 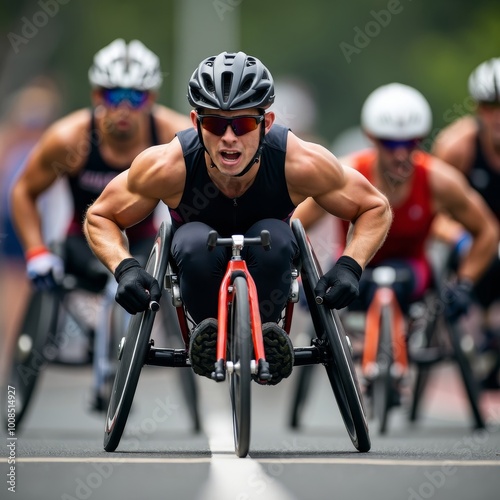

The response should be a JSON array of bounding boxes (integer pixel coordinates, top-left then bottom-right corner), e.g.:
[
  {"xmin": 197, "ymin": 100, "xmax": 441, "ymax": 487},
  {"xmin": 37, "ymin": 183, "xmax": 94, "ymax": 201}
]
[
  {"xmin": 427, "ymin": 155, "xmax": 471, "ymax": 211},
  {"xmin": 25, "ymin": 108, "xmax": 91, "ymax": 174},
  {"xmin": 285, "ymin": 132, "xmax": 344, "ymax": 204},
  {"xmin": 432, "ymin": 116, "xmax": 477, "ymax": 173},
  {"xmin": 152, "ymin": 105, "xmax": 193, "ymax": 143},
  {"xmin": 128, "ymin": 137, "xmax": 186, "ymax": 206}
]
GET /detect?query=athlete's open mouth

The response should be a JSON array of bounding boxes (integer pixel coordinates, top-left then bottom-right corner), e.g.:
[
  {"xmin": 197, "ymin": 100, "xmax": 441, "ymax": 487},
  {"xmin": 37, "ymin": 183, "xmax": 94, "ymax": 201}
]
[{"xmin": 221, "ymin": 151, "xmax": 241, "ymax": 162}]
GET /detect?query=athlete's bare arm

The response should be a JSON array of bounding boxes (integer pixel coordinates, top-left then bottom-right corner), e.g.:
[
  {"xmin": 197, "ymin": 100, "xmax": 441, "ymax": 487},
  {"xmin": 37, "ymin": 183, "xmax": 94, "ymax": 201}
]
[
  {"xmin": 430, "ymin": 116, "xmax": 481, "ymax": 244},
  {"xmin": 429, "ymin": 157, "xmax": 499, "ymax": 282},
  {"xmin": 84, "ymin": 139, "xmax": 186, "ymax": 273},
  {"xmin": 10, "ymin": 110, "xmax": 90, "ymax": 252},
  {"xmin": 292, "ymin": 152, "xmax": 358, "ymax": 230},
  {"xmin": 287, "ymin": 134, "xmax": 392, "ymax": 268},
  {"xmin": 431, "ymin": 116, "xmax": 477, "ymax": 174},
  {"xmin": 292, "ymin": 196, "xmax": 330, "ymax": 230}
]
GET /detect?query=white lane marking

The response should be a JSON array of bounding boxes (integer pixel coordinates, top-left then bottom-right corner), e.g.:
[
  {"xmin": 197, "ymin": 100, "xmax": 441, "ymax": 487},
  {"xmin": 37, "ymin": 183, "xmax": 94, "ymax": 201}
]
[
  {"xmin": 1, "ymin": 457, "xmax": 499, "ymax": 466},
  {"xmin": 194, "ymin": 412, "xmax": 300, "ymax": 500}
]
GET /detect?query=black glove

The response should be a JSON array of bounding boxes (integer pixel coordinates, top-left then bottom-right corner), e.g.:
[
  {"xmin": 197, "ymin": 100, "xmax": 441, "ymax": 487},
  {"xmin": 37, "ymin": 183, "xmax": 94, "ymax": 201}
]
[
  {"xmin": 315, "ymin": 256, "xmax": 362, "ymax": 309},
  {"xmin": 114, "ymin": 258, "xmax": 161, "ymax": 314},
  {"xmin": 441, "ymin": 279, "xmax": 474, "ymax": 322}
]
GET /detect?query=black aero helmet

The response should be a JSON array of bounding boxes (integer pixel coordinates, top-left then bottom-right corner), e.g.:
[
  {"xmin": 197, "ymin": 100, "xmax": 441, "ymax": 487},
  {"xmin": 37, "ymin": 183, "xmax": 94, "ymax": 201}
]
[{"xmin": 187, "ymin": 51, "xmax": 275, "ymax": 110}]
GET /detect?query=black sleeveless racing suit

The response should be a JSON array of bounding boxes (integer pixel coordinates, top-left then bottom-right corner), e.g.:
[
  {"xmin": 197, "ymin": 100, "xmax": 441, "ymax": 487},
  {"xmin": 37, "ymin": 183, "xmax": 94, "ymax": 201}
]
[
  {"xmin": 170, "ymin": 124, "xmax": 298, "ymax": 322},
  {"xmin": 64, "ymin": 112, "xmax": 159, "ymax": 291},
  {"xmin": 466, "ymin": 126, "xmax": 500, "ymax": 308}
]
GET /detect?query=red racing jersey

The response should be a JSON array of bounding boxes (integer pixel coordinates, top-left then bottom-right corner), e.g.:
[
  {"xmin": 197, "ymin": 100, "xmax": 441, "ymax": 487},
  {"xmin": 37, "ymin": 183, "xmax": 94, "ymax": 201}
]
[{"xmin": 343, "ymin": 149, "xmax": 435, "ymax": 267}]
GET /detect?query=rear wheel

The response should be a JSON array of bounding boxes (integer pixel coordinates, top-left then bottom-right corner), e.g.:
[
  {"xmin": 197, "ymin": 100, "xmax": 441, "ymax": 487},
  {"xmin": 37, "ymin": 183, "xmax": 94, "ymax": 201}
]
[
  {"xmin": 228, "ymin": 275, "xmax": 252, "ymax": 458},
  {"xmin": 104, "ymin": 222, "xmax": 171, "ymax": 451},
  {"xmin": 445, "ymin": 320, "xmax": 485, "ymax": 429},
  {"xmin": 4, "ymin": 289, "xmax": 60, "ymax": 430},
  {"xmin": 292, "ymin": 219, "xmax": 371, "ymax": 452},
  {"xmin": 372, "ymin": 305, "xmax": 393, "ymax": 434}
]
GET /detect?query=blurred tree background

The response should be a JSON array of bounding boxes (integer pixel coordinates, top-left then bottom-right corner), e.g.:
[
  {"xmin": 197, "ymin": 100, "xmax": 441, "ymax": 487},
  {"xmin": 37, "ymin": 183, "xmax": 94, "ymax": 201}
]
[{"xmin": 1, "ymin": 0, "xmax": 499, "ymax": 146}]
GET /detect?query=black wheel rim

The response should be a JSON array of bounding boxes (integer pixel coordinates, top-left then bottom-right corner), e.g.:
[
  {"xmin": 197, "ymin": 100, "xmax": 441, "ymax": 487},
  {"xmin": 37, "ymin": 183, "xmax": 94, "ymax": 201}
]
[
  {"xmin": 291, "ymin": 219, "xmax": 371, "ymax": 452},
  {"xmin": 103, "ymin": 222, "xmax": 172, "ymax": 451},
  {"xmin": 372, "ymin": 305, "xmax": 393, "ymax": 434},
  {"xmin": 228, "ymin": 276, "xmax": 252, "ymax": 458},
  {"xmin": 5, "ymin": 289, "xmax": 59, "ymax": 429}
]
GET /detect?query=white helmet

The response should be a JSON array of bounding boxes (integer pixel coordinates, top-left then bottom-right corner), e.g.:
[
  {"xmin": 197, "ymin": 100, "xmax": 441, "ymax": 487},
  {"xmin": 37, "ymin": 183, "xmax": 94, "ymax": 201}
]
[
  {"xmin": 361, "ymin": 83, "xmax": 432, "ymax": 139},
  {"xmin": 468, "ymin": 58, "xmax": 500, "ymax": 102},
  {"xmin": 88, "ymin": 38, "xmax": 162, "ymax": 91}
]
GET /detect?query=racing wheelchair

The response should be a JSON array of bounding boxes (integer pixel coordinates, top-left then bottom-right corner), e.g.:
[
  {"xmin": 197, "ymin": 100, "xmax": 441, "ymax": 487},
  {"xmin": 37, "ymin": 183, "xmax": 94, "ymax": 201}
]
[
  {"xmin": 4, "ymin": 244, "xmax": 201, "ymax": 433},
  {"xmin": 4, "ymin": 259, "xmax": 109, "ymax": 429},
  {"xmin": 288, "ymin": 255, "xmax": 485, "ymax": 434},
  {"xmin": 102, "ymin": 219, "xmax": 371, "ymax": 458}
]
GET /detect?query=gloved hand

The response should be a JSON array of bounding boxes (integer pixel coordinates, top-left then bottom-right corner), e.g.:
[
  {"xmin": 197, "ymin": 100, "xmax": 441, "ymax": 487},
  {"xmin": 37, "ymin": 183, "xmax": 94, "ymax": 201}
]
[
  {"xmin": 441, "ymin": 279, "xmax": 474, "ymax": 322},
  {"xmin": 114, "ymin": 258, "xmax": 161, "ymax": 314},
  {"xmin": 315, "ymin": 255, "xmax": 362, "ymax": 309},
  {"xmin": 26, "ymin": 247, "xmax": 64, "ymax": 290}
]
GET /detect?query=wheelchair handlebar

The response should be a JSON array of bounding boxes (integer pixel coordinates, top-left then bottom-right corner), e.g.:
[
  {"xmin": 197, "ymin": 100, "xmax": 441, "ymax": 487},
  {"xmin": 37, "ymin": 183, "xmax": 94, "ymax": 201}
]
[
  {"xmin": 207, "ymin": 230, "xmax": 272, "ymax": 251},
  {"xmin": 149, "ymin": 300, "xmax": 160, "ymax": 312}
]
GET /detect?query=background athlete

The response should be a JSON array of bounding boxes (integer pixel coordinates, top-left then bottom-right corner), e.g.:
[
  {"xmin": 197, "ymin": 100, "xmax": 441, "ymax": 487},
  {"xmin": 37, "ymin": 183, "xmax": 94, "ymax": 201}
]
[
  {"xmin": 10, "ymin": 38, "xmax": 192, "ymax": 410},
  {"xmin": 294, "ymin": 83, "xmax": 497, "ymax": 320},
  {"xmin": 432, "ymin": 58, "xmax": 500, "ymax": 388}
]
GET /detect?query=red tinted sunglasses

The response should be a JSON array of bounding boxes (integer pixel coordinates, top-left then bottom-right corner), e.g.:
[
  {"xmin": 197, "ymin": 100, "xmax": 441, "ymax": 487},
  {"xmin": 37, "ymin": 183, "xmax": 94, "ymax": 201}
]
[
  {"xmin": 378, "ymin": 138, "xmax": 422, "ymax": 150},
  {"xmin": 197, "ymin": 114, "xmax": 264, "ymax": 136}
]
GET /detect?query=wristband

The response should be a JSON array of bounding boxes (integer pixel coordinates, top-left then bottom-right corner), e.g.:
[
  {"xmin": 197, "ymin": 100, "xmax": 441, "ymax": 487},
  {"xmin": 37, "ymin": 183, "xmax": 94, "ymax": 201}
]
[{"xmin": 25, "ymin": 245, "xmax": 49, "ymax": 261}]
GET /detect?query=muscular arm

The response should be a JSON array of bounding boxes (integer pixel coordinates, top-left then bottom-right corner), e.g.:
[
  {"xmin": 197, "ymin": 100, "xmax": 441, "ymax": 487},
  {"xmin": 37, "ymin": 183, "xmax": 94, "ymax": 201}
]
[
  {"xmin": 292, "ymin": 196, "xmax": 329, "ymax": 231},
  {"xmin": 84, "ymin": 140, "xmax": 185, "ymax": 273},
  {"xmin": 287, "ymin": 135, "xmax": 392, "ymax": 268},
  {"xmin": 430, "ymin": 158, "xmax": 499, "ymax": 283},
  {"xmin": 431, "ymin": 116, "xmax": 476, "ymax": 174},
  {"xmin": 430, "ymin": 117, "xmax": 482, "ymax": 246},
  {"xmin": 10, "ymin": 111, "xmax": 89, "ymax": 253}
]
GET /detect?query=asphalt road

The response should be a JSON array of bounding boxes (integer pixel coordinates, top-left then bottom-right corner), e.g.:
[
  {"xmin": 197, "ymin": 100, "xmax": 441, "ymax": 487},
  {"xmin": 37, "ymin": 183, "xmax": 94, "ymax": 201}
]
[{"xmin": 1, "ymin": 344, "xmax": 500, "ymax": 500}]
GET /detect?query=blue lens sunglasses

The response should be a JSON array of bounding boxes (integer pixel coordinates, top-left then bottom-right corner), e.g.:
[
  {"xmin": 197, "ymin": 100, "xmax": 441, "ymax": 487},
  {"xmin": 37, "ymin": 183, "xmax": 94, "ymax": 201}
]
[{"xmin": 101, "ymin": 88, "xmax": 149, "ymax": 109}]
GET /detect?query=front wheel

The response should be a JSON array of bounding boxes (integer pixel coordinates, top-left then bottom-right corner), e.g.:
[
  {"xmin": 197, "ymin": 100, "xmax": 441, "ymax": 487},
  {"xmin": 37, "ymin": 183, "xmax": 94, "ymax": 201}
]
[
  {"xmin": 372, "ymin": 304, "xmax": 393, "ymax": 434},
  {"xmin": 292, "ymin": 219, "xmax": 371, "ymax": 452},
  {"xmin": 228, "ymin": 275, "xmax": 252, "ymax": 458}
]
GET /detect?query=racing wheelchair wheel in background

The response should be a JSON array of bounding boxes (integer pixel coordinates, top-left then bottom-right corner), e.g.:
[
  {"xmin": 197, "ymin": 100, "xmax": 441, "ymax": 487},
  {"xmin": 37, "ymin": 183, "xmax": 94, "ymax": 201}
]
[{"xmin": 4, "ymin": 288, "xmax": 60, "ymax": 430}]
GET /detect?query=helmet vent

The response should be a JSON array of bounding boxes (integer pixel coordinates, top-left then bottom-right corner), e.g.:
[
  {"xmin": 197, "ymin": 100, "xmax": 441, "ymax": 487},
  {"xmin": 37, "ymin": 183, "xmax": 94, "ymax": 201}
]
[
  {"xmin": 240, "ymin": 77, "xmax": 252, "ymax": 94},
  {"xmin": 203, "ymin": 75, "xmax": 215, "ymax": 94},
  {"xmin": 222, "ymin": 72, "xmax": 233, "ymax": 102}
]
